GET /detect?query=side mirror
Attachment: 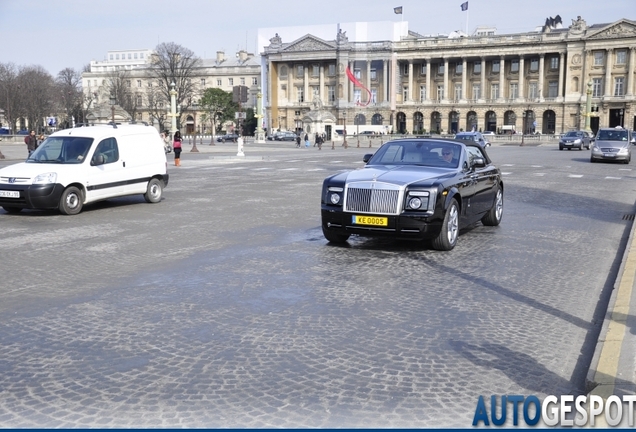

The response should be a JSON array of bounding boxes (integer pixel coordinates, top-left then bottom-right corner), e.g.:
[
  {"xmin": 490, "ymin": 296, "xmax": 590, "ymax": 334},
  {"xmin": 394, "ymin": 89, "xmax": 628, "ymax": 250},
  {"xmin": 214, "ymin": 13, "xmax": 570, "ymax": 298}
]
[
  {"xmin": 91, "ymin": 154, "xmax": 105, "ymax": 166},
  {"xmin": 363, "ymin": 154, "xmax": 373, "ymax": 163},
  {"xmin": 472, "ymin": 157, "xmax": 486, "ymax": 169}
]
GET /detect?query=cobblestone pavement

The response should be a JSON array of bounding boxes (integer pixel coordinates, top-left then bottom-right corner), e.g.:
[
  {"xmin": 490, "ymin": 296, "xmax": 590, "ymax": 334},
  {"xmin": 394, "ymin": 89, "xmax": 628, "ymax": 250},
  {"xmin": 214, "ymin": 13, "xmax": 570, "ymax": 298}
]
[{"xmin": 0, "ymin": 144, "xmax": 634, "ymax": 427}]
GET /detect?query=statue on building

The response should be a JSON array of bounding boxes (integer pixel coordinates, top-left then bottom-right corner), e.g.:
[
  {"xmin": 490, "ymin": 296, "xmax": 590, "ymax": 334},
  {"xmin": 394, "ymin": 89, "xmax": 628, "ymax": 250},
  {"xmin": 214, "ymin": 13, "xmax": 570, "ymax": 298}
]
[
  {"xmin": 569, "ymin": 16, "xmax": 587, "ymax": 32},
  {"xmin": 337, "ymin": 28, "xmax": 348, "ymax": 45},
  {"xmin": 542, "ymin": 15, "xmax": 563, "ymax": 32},
  {"xmin": 269, "ymin": 33, "xmax": 282, "ymax": 48},
  {"xmin": 311, "ymin": 95, "xmax": 323, "ymax": 111}
]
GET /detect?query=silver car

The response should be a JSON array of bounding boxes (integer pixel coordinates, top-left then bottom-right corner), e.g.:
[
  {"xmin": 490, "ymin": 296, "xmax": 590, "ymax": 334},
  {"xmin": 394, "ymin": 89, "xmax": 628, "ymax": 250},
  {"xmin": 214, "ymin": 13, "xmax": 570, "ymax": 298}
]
[
  {"xmin": 590, "ymin": 127, "xmax": 635, "ymax": 164},
  {"xmin": 559, "ymin": 130, "xmax": 591, "ymax": 150}
]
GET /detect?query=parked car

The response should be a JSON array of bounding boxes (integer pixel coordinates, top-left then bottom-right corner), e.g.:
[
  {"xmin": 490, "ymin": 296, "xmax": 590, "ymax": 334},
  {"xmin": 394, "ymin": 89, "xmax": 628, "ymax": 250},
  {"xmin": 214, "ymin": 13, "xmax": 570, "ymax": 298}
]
[
  {"xmin": 590, "ymin": 127, "xmax": 635, "ymax": 163},
  {"xmin": 216, "ymin": 133, "xmax": 239, "ymax": 143},
  {"xmin": 0, "ymin": 128, "xmax": 10, "ymax": 135},
  {"xmin": 17, "ymin": 130, "xmax": 29, "ymax": 135},
  {"xmin": 559, "ymin": 130, "xmax": 592, "ymax": 150},
  {"xmin": 0, "ymin": 123, "xmax": 168, "ymax": 215},
  {"xmin": 454, "ymin": 131, "xmax": 491, "ymax": 148},
  {"xmin": 321, "ymin": 138, "xmax": 503, "ymax": 251},
  {"xmin": 274, "ymin": 131, "xmax": 297, "ymax": 141},
  {"xmin": 482, "ymin": 131, "xmax": 495, "ymax": 136}
]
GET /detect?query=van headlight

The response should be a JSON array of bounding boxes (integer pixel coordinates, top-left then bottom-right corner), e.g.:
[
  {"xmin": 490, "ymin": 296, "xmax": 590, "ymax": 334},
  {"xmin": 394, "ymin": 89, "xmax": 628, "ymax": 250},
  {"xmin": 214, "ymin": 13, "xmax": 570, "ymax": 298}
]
[{"xmin": 33, "ymin": 172, "xmax": 57, "ymax": 184}]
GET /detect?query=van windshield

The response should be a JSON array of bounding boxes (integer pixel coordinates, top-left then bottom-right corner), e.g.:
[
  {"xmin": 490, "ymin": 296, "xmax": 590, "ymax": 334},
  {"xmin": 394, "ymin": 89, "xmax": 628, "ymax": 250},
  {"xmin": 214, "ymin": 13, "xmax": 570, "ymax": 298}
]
[{"xmin": 27, "ymin": 137, "xmax": 94, "ymax": 164}]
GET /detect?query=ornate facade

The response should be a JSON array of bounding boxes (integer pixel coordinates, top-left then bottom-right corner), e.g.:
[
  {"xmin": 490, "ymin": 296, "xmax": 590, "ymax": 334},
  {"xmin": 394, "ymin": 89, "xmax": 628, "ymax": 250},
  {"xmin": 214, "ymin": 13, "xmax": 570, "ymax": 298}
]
[{"xmin": 261, "ymin": 17, "xmax": 636, "ymax": 139}]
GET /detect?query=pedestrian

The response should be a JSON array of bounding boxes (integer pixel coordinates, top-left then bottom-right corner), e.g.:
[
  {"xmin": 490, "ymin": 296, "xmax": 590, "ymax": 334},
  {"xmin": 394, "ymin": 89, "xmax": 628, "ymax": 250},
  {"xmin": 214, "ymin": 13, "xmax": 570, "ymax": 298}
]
[
  {"xmin": 173, "ymin": 130, "xmax": 182, "ymax": 166},
  {"xmin": 37, "ymin": 134, "xmax": 45, "ymax": 148},
  {"xmin": 304, "ymin": 133, "xmax": 310, "ymax": 148},
  {"xmin": 24, "ymin": 130, "xmax": 37, "ymax": 155},
  {"xmin": 295, "ymin": 134, "xmax": 301, "ymax": 148},
  {"xmin": 316, "ymin": 133, "xmax": 323, "ymax": 150}
]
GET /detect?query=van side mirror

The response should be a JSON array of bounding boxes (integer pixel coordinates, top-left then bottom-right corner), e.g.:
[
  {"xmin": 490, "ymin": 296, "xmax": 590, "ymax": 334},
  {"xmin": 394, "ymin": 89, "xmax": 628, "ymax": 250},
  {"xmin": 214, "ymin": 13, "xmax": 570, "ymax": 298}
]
[{"xmin": 91, "ymin": 154, "xmax": 105, "ymax": 166}]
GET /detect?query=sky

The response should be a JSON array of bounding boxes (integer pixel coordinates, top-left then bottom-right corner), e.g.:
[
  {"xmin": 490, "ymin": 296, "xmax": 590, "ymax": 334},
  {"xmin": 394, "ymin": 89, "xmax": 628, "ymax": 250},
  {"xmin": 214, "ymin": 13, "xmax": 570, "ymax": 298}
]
[{"xmin": 0, "ymin": 0, "xmax": 633, "ymax": 77}]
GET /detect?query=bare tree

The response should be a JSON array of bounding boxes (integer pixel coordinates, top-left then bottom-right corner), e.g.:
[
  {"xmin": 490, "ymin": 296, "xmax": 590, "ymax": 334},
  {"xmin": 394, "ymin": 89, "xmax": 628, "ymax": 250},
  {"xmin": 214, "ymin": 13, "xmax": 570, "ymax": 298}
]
[
  {"xmin": 17, "ymin": 65, "xmax": 54, "ymax": 133},
  {"xmin": 105, "ymin": 68, "xmax": 138, "ymax": 120},
  {"xmin": 148, "ymin": 42, "xmax": 201, "ymax": 129},
  {"xmin": 146, "ymin": 82, "xmax": 168, "ymax": 132},
  {"xmin": 0, "ymin": 63, "xmax": 19, "ymax": 133},
  {"xmin": 55, "ymin": 67, "xmax": 83, "ymax": 128}
]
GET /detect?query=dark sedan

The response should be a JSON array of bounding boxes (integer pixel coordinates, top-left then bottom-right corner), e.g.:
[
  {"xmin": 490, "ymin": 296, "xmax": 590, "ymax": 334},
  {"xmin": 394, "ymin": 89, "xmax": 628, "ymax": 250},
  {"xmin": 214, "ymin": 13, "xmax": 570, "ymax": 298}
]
[
  {"xmin": 321, "ymin": 139, "xmax": 504, "ymax": 251},
  {"xmin": 559, "ymin": 130, "xmax": 592, "ymax": 150},
  {"xmin": 216, "ymin": 134, "xmax": 239, "ymax": 143},
  {"xmin": 274, "ymin": 132, "xmax": 297, "ymax": 141}
]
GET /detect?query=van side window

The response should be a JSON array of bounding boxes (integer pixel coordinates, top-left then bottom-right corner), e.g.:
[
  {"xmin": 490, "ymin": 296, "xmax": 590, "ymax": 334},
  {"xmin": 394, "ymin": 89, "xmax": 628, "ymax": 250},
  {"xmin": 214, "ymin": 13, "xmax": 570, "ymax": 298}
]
[{"xmin": 94, "ymin": 138, "xmax": 119, "ymax": 164}]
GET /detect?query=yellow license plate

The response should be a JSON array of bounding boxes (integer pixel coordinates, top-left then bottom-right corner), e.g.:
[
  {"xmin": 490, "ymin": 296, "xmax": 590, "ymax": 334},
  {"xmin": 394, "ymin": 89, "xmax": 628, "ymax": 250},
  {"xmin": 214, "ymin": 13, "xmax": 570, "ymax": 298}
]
[{"xmin": 352, "ymin": 215, "xmax": 388, "ymax": 226}]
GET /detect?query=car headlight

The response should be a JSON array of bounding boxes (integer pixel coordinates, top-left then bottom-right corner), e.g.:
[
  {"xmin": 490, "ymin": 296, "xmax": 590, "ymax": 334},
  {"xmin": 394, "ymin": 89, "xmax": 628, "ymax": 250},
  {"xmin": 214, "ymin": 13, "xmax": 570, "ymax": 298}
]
[
  {"xmin": 327, "ymin": 187, "xmax": 343, "ymax": 205},
  {"xmin": 574, "ymin": 139, "xmax": 581, "ymax": 144},
  {"xmin": 618, "ymin": 148, "xmax": 629, "ymax": 154},
  {"xmin": 33, "ymin": 172, "xmax": 57, "ymax": 184},
  {"xmin": 406, "ymin": 191, "xmax": 430, "ymax": 211}
]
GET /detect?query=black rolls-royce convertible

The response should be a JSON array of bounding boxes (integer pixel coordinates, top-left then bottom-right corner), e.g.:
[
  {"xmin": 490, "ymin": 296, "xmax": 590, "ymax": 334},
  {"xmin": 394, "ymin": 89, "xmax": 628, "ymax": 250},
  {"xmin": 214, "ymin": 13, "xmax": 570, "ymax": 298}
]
[{"xmin": 321, "ymin": 138, "xmax": 504, "ymax": 251}]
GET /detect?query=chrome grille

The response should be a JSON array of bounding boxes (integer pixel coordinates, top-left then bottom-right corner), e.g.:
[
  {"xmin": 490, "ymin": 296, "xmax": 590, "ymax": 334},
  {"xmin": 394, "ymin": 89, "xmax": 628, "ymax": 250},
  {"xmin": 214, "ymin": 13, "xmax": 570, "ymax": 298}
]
[
  {"xmin": 600, "ymin": 148, "xmax": 618, "ymax": 153},
  {"xmin": 345, "ymin": 187, "xmax": 400, "ymax": 214}
]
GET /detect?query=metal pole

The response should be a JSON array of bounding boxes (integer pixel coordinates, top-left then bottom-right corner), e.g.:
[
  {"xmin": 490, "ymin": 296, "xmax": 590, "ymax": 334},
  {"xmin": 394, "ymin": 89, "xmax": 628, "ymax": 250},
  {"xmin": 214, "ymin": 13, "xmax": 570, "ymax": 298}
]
[{"xmin": 584, "ymin": 80, "xmax": 593, "ymax": 133}]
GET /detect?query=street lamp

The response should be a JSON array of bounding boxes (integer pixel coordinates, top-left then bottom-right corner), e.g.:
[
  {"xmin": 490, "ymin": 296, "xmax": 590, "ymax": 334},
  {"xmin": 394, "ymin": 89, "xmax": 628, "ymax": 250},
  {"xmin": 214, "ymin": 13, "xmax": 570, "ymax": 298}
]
[
  {"xmin": 343, "ymin": 111, "xmax": 348, "ymax": 149},
  {"xmin": 109, "ymin": 93, "xmax": 116, "ymax": 125},
  {"xmin": 169, "ymin": 81, "xmax": 177, "ymax": 139}
]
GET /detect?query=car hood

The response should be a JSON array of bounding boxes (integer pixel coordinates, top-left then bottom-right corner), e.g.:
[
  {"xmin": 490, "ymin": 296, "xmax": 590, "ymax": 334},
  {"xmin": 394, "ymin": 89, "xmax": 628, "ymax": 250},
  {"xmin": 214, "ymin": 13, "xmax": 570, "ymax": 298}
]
[
  {"xmin": 596, "ymin": 140, "xmax": 629, "ymax": 149},
  {"xmin": 346, "ymin": 165, "xmax": 454, "ymax": 186}
]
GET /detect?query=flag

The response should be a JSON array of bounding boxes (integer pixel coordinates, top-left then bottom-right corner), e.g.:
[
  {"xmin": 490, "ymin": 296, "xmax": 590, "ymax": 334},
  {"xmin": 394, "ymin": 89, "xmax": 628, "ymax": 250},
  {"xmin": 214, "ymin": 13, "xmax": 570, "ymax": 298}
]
[
  {"xmin": 460, "ymin": 1, "xmax": 468, "ymax": 11},
  {"xmin": 345, "ymin": 67, "xmax": 371, "ymax": 107},
  {"xmin": 394, "ymin": 6, "xmax": 403, "ymax": 14}
]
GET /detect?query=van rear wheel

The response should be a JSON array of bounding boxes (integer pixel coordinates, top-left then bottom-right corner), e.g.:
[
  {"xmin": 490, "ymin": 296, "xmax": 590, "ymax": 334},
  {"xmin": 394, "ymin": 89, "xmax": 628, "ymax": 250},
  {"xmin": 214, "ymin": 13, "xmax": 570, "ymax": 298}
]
[{"xmin": 144, "ymin": 178, "xmax": 163, "ymax": 203}]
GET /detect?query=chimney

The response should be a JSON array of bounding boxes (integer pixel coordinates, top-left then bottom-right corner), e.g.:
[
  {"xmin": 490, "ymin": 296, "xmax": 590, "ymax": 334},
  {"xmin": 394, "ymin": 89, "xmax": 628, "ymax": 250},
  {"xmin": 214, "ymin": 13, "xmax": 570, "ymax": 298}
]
[
  {"xmin": 216, "ymin": 51, "xmax": 225, "ymax": 63},
  {"xmin": 238, "ymin": 50, "xmax": 248, "ymax": 62}
]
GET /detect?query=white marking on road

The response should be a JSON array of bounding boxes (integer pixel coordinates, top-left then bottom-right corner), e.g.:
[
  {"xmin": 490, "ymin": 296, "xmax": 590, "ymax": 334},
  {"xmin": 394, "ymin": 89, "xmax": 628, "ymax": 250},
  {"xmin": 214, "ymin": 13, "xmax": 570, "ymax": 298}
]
[
  {"xmin": 225, "ymin": 166, "xmax": 247, "ymax": 170},
  {"xmin": 280, "ymin": 168, "xmax": 299, "ymax": 171},
  {"xmin": 618, "ymin": 168, "xmax": 632, "ymax": 171},
  {"xmin": 568, "ymin": 174, "xmax": 583, "ymax": 178},
  {"xmin": 253, "ymin": 167, "xmax": 272, "ymax": 170},
  {"xmin": 531, "ymin": 165, "xmax": 543, "ymax": 168},
  {"xmin": 331, "ymin": 161, "xmax": 344, "ymax": 163},
  {"xmin": 502, "ymin": 172, "xmax": 512, "ymax": 175},
  {"xmin": 534, "ymin": 173, "xmax": 546, "ymax": 176},
  {"xmin": 501, "ymin": 164, "xmax": 515, "ymax": 167},
  {"xmin": 306, "ymin": 168, "xmax": 325, "ymax": 171},
  {"xmin": 605, "ymin": 176, "xmax": 622, "ymax": 180}
]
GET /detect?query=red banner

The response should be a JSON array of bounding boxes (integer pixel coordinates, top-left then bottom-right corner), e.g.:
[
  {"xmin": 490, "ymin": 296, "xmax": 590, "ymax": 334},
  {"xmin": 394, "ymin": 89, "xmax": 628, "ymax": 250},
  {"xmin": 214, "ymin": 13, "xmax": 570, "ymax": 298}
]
[{"xmin": 345, "ymin": 67, "xmax": 372, "ymax": 106}]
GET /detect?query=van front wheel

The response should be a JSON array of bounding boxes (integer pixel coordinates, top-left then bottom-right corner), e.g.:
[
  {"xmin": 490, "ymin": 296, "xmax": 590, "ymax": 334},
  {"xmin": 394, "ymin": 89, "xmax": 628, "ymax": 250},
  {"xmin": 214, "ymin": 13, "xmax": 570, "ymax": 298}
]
[
  {"xmin": 59, "ymin": 186, "xmax": 83, "ymax": 215},
  {"xmin": 144, "ymin": 178, "xmax": 163, "ymax": 203}
]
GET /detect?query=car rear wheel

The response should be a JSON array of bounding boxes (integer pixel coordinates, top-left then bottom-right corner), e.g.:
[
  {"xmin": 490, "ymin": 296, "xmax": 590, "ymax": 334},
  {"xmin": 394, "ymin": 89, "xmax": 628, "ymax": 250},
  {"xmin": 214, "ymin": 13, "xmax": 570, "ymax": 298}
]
[
  {"xmin": 322, "ymin": 225, "xmax": 350, "ymax": 243},
  {"xmin": 59, "ymin": 186, "xmax": 83, "ymax": 215},
  {"xmin": 482, "ymin": 187, "xmax": 503, "ymax": 226},
  {"xmin": 144, "ymin": 178, "xmax": 163, "ymax": 203},
  {"xmin": 2, "ymin": 206, "xmax": 22, "ymax": 214},
  {"xmin": 431, "ymin": 198, "xmax": 459, "ymax": 251}
]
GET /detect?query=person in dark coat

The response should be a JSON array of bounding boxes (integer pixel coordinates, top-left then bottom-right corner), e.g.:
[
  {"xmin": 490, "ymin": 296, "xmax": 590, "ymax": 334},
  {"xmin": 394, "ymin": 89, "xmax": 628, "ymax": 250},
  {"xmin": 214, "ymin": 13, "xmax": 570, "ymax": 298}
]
[{"xmin": 24, "ymin": 130, "xmax": 37, "ymax": 155}]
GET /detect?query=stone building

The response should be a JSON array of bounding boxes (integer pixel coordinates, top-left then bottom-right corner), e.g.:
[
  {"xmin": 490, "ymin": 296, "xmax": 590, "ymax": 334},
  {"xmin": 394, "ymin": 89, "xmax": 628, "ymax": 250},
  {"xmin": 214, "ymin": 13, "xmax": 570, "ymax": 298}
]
[
  {"xmin": 82, "ymin": 49, "xmax": 261, "ymax": 134},
  {"xmin": 260, "ymin": 16, "xmax": 636, "ymax": 139}
]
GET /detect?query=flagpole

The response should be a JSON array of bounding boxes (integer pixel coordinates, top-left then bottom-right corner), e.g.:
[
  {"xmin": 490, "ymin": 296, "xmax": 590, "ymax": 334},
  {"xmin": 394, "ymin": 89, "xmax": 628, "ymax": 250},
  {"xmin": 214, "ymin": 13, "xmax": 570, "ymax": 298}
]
[{"xmin": 466, "ymin": 6, "xmax": 469, "ymax": 34}]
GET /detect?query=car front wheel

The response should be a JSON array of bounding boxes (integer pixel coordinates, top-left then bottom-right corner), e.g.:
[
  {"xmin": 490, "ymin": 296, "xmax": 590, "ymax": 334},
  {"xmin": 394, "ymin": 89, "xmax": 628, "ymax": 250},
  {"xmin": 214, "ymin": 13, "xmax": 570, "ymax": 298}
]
[
  {"xmin": 144, "ymin": 178, "xmax": 163, "ymax": 203},
  {"xmin": 431, "ymin": 198, "xmax": 459, "ymax": 251},
  {"xmin": 59, "ymin": 186, "xmax": 83, "ymax": 215}
]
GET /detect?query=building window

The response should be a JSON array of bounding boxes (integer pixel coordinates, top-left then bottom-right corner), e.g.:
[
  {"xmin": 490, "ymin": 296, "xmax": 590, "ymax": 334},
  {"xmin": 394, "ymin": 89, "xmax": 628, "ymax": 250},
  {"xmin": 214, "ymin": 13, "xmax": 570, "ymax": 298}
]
[
  {"xmin": 296, "ymin": 64, "xmax": 304, "ymax": 77},
  {"xmin": 147, "ymin": 81, "xmax": 152, "ymax": 88},
  {"xmin": 128, "ymin": 53, "xmax": 132, "ymax": 59},
  {"xmin": 592, "ymin": 78, "xmax": 602, "ymax": 97},
  {"xmin": 420, "ymin": 85, "xmax": 426, "ymax": 102},
  {"xmin": 492, "ymin": 60, "xmax": 500, "ymax": 73},
  {"xmin": 137, "ymin": 80, "xmax": 142, "ymax": 88},
  {"xmin": 403, "ymin": 86, "xmax": 408, "ymax": 101},
  {"xmin": 371, "ymin": 88, "xmax": 377, "ymax": 103},
  {"xmin": 616, "ymin": 50, "xmax": 626, "ymax": 65},
  {"xmin": 472, "ymin": 84, "xmax": 481, "ymax": 99},
  {"xmin": 134, "ymin": 53, "xmax": 138, "ymax": 59},
  {"xmin": 594, "ymin": 52, "xmax": 604, "ymax": 66},
  {"xmin": 200, "ymin": 79, "xmax": 206, "ymax": 87},
  {"xmin": 136, "ymin": 95, "xmax": 142, "ymax": 107},
  {"xmin": 421, "ymin": 64, "xmax": 427, "ymax": 75},
  {"xmin": 311, "ymin": 86, "xmax": 319, "ymax": 98},
  {"xmin": 140, "ymin": 53, "xmax": 144, "ymax": 59},
  {"xmin": 528, "ymin": 82, "xmax": 538, "ymax": 99},
  {"xmin": 402, "ymin": 63, "xmax": 409, "ymax": 76},
  {"xmin": 252, "ymin": 77, "xmax": 258, "ymax": 85},
  {"xmin": 328, "ymin": 64, "xmax": 336, "ymax": 76},
  {"xmin": 126, "ymin": 80, "xmax": 131, "ymax": 88},
  {"xmin": 240, "ymin": 77, "xmax": 245, "ymax": 85},
  {"xmin": 491, "ymin": 83, "xmax": 499, "ymax": 99},
  {"xmin": 137, "ymin": 113, "xmax": 142, "ymax": 120},
  {"xmin": 228, "ymin": 78, "xmax": 233, "ymax": 86},
  {"xmin": 437, "ymin": 85, "xmax": 444, "ymax": 100},
  {"xmin": 328, "ymin": 86, "xmax": 335, "ymax": 102},
  {"xmin": 455, "ymin": 63, "xmax": 462, "ymax": 74},
  {"xmin": 217, "ymin": 79, "xmax": 222, "ymax": 86},
  {"xmin": 511, "ymin": 60, "xmax": 519, "ymax": 73},
  {"xmin": 473, "ymin": 62, "xmax": 481, "ymax": 74},
  {"xmin": 297, "ymin": 87, "xmax": 304, "ymax": 103},
  {"xmin": 370, "ymin": 68, "xmax": 377, "ymax": 80},
  {"xmin": 109, "ymin": 54, "xmax": 113, "ymax": 60},
  {"xmin": 116, "ymin": 54, "xmax": 120, "ymax": 60},
  {"xmin": 312, "ymin": 65, "xmax": 319, "ymax": 77},
  {"xmin": 279, "ymin": 65, "xmax": 288, "ymax": 78},
  {"xmin": 454, "ymin": 84, "xmax": 462, "ymax": 100},
  {"xmin": 530, "ymin": 58, "xmax": 539, "ymax": 71},
  {"xmin": 548, "ymin": 81, "xmax": 558, "ymax": 97},
  {"xmin": 354, "ymin": 89, "xmax": 361, "ymax": 104},
  {"xmin": 549, "ymin": 57, "xmax": 559, "ymax": 70},
  {"xmin": 354, "ymin": 69, "xmax": 361, "ymax": 79},
  {"xmin": 614, "ymin": 77, "xmax": 624, "ymax": 96},
  {"xmin": 438, "ymin": 64, "xmax": 445, "ymax": 74},
  {"xmin": 509, "ymin": 83, "xmax": 518, "ymax": 99}
]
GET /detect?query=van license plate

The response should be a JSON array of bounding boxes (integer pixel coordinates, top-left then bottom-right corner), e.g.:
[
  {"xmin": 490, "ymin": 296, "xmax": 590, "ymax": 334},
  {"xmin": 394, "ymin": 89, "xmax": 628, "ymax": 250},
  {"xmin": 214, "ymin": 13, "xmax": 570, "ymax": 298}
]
[
  {"xmin": 0, "ymin": 190, "xmax": 19, "ymax": 198},
  {"xmin": 352, "ymin": 215, "xmax": 388, "ymax": 226}
]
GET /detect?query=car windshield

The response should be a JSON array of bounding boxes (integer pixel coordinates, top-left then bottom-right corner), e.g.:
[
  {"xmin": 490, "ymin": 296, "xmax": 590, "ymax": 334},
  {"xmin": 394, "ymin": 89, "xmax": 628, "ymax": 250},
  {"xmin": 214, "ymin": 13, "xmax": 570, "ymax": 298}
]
[
  {"xmin": 368, "ymin": 141, "xmax": 462, "ymax": 169},
  {"xmin": 26, "ymin": 136, "xmax": 94, "ymax": 164},
  {"xmin": 564, "ymin": 131, "xmax": 582, "ymax": 137},
  {"xmin": 597, "ymin": 129, "xmax": 628, "ymax": 141},
  {"xmin": 455, "ymin": 134, "xmax": 476, "ymax": 141}
]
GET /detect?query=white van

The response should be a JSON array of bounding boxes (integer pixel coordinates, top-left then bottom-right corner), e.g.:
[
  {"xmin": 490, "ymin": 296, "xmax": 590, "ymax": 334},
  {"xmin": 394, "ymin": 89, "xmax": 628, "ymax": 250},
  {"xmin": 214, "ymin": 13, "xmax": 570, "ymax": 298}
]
[{"xmin": 0, "ymin": 123, "xmax": 169, "ymax": 215}]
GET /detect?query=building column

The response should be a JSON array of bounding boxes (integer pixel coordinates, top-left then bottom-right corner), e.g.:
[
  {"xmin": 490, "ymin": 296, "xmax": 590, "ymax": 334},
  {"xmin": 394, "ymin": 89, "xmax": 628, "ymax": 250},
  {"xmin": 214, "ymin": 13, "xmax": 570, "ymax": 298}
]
[
  {"xmin": 538, "ymin": 54, "xmax": 545, "ymax": 100},
  {"xmin": 480, "ymin": 57, "xmax": 486, "ymax": 101},
  {"xmin": 519, "ymin": 55, "xmax": 525, "ymax": 99},
  {"xmin": 558, "ymin": 52, "xmax": 565, "ymax": 98},
  {"xmin": 461, "ymin": 57, "xmax": 467, "ymax": 101},
  {"xmin": 425, "ymin": 59, "xmax": 431, "ymax": 102},
  {"xmin": 443, "ymin": 58, "xmax": 449, "ymax": 101},
  {"xmin": 628, "ymin": 47, "xmax": 636, "ymax": 96},
  {"xmin": 304, "ymin": 63, "xmax": 309, "ymax": 104},
  {"xmin": 499, "ymin": 56, "xmax": 505, "ymax": 101},
  {"xmin": 408, "ymin": 60, "xmax": 413, "ymax": 102},
  {"xmin": 319, "ymin": 64, "xmax": 325, "ymax": 103},
  {"xmin": 366, "ymin": 60, "xmax": 372, "ymax": 104},
  {"xmin": 604, "ymin": 49, "xmax": 613, "ymax": 97},
  {"xmin": 383, "ymin": 59, "xmax": 389, "ymax": 103}
]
